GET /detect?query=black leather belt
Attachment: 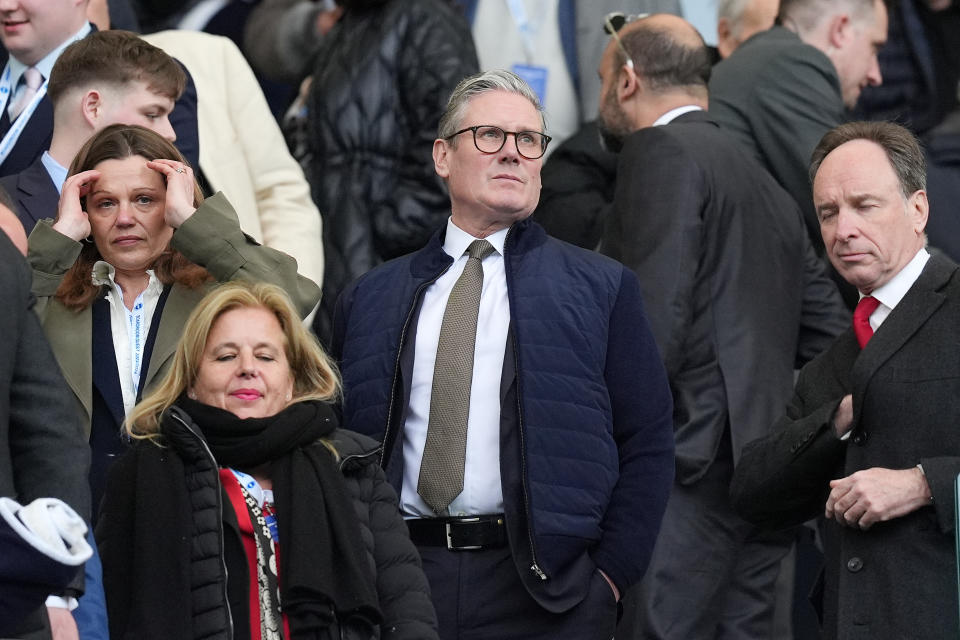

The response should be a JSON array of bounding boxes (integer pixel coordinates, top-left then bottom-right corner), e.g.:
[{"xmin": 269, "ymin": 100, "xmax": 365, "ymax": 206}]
[{"xmin": 406, "ymin": 515, "xmax": 507, "ymax": 551}]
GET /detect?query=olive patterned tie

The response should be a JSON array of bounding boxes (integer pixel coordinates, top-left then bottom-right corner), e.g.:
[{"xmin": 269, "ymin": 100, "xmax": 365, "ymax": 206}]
[{"xmin": 418, "ymin": 239, "xmax": 495, "ymax": 514}]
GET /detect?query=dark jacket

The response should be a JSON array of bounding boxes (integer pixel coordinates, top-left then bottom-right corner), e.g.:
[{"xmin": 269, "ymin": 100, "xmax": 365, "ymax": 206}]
[
  {"xmin": 96, "ymin": 406, "xmax": 438, "ymax": 640},
  {"xmin": 306, "ymin": 0, "xmax": 478, "ymax": 341},
  {"xmin": 332, "ymin": 219, "xmax": 675, "ymax": 611},
  {"xmin": 0, "ymin": 228, "xmax": 90, "ymax": 640},
  {"xmin": 602, "ymin": 112, "xmax": 849, "ymax": 484},
  {"xmin": 0, "ymin": 156, "xmax": 57, "ymax": 234},
  {"xmin": 533, "ymin": 120, "xmax": 617, "ymax": 250},
  {"xmin": 709, "ymin": 26, "xmax": 844, "ymax": 251},
  {"xmin": 731, "ymin": 254, "xmax": 960, "ymax": 640}
]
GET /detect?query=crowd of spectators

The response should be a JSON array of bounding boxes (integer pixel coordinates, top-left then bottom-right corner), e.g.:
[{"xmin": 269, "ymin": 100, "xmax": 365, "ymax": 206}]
[{"xmin": 1, "ymin": 1, "xmax": 959, "ymax": 639}]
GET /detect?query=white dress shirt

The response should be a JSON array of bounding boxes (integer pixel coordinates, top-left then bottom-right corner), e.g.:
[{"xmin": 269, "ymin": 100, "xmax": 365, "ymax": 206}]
[
  {"xmin": 40, "ymin": 151, "xmax": 67, "ymax": 194},
  {"xmin": 863, "ymin": 248, "xmax": 930, "ymax": 331},
  {"xmin": 91, "ymin": 262, "xmax": 164, "ymax": 417},
  {"xmin": 652, "ymin": 104, "xmax": 703, "ymax": 126},
  {"xmin": 401, "ymin": 219, "xmax": 511, "ymax": 518}
]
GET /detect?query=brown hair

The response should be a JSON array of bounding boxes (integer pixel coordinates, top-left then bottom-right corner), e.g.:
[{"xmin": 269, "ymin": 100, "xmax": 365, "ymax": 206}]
[
  {"xmin": 47, "ymin": 31, "xmax": 185, "ymax": 107},
  {"xmin": 56, "ymin": 124, "xmax": 210, "ymax": 311},
  {"xmin": 127, "ymin": 281, "xmax": 341, "ymax": 440},
  {"xmin": 809, "ymin": 121, "xmax": 926, "ymax": 198}
]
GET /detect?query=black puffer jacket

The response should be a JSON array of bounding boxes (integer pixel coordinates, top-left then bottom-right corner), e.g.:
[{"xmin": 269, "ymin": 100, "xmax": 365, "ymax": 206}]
[
  {"xmin": 96, "ymin": 406, "xmax": 438, "ymax": 640},
  {"xmin": 306, "ymin": 0, "xmax": 478, "ymax": 341}
]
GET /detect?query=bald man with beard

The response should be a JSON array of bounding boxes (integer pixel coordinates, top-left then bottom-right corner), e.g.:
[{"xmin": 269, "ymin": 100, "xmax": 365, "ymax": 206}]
[{"xmin": 596, "ymin": 14, "xmax": 847, "ymax": 639}]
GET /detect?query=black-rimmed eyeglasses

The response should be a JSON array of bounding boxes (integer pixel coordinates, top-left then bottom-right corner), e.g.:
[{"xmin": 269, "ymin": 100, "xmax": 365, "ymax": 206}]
[
  {"xmin": 446, "ymin": 125, "xmax": 552, "ymax": 160},
  {"xmin": 603, "ymin": 12, "xmax": 649, "ymax": 70}
]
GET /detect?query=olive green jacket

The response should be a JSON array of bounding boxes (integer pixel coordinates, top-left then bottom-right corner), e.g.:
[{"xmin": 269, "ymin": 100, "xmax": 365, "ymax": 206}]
[{"xmin": 26, "ymin": 192, "xmax": 321, "ymax": 437}]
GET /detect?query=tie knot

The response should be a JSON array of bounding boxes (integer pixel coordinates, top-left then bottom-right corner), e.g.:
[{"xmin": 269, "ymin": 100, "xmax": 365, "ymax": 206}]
[
  {"xmin": 853, "ymin": 295, "xmax": 881, "ymax": 348},
  {"xmin": 22, "ymin": 67, "xmax": 42, "ymax": 90},
  {"xmin": 466, "ymin": 239, "xmax": 495, "ymax": 261}
]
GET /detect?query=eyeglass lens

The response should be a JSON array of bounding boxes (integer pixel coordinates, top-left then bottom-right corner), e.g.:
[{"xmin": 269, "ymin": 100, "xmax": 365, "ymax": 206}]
[{"xmin": 473, "ymin": 126, "xmax": 547, "ymax": 159}]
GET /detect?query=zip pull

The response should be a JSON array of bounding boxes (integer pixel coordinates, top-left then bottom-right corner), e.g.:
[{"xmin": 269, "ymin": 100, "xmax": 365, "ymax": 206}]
[{"xmin": 530, "ymin": 563, "xmax": 547, "ymax": 581}]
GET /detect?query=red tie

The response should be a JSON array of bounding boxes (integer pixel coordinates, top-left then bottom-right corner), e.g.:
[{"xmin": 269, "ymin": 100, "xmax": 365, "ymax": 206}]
[{"xmin": 853, "ymin": 296, "xmax": 881, "ymax": 348}]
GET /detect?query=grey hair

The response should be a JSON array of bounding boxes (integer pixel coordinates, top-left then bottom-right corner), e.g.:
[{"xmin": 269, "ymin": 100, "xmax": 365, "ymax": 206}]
[
  {"xmin": 809, "ymin": 121, "xmax": 927, "ymax": 198},
  {"xmin": 779, "ymin": 0, "xmax": 877, "ymax": 33},
  {"xmin": 718, "ymin": 0, "xmax": 753, "ymax": 39},
  {"xmin": 437, "ymin": 69, "xmax": 546, "ymax": 142}
]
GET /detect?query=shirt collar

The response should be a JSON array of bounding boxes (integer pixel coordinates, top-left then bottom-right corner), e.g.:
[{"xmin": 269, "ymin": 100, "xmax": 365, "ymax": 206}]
[
  {"xmin": 41, "ymin": 151, "xmax": 67, "ymax": 194},
  {"xmin": 443, "ymin": 217, "xmax": 508, "ymax": 259},
  {"xmin": 8, "ymin": 22, "xmax": 91, "ymax": 86},
  {"xmin": 92, "ymin": 261, "xmax": 163, "ymax": 296},
  {"xmin": 864, "ymin": 248, "xmax": 930, "ymax": 311},
  {"xmin": 653, "ymin": 105, "xmax": 703, "ymax": 127}
]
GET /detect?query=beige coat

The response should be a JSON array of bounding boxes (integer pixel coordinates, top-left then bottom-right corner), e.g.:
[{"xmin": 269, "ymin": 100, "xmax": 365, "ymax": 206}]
[{"xmin": 142, "ymin": 30, "xmax": 325, "ymax": 291}]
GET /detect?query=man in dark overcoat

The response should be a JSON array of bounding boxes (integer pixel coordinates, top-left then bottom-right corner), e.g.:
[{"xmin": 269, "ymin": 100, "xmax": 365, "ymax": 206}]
[{"xmin": 732, "ymin": 120, "xmax": 960, "ymax": 640}]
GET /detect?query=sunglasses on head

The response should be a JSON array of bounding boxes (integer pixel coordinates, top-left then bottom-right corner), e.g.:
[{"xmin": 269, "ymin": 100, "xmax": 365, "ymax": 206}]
[{"xmin": 603, "ymin": 12, "xmax": 648, "ymax": 34}]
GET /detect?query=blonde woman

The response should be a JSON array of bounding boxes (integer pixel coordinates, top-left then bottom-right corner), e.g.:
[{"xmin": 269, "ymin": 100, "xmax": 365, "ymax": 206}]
[{"xmin": 95, "ymin": 281, "xmax": 437, "ymax": 640}]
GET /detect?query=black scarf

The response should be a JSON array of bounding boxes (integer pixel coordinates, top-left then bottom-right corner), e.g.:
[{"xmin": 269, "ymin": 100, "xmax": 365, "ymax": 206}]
[{"xmin": 172, "ymin": 396, "xmax": 382, "ymax": 638}]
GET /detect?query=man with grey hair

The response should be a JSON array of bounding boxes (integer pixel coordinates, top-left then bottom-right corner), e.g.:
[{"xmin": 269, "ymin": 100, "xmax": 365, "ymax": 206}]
[
  {"xmin": 716, "ymin": 0, "xmax": 779, "ymax": 58},
  {"xmin": 732, "ymin": 121, "xmax": 960, "ymax": 639},
  {"xmin": 709, "ymin": 0, "xmax": 888, "ymax": 256},
  {"xmin": 332, "ymin": 69, "xmax": 675, "ymax": 639}
]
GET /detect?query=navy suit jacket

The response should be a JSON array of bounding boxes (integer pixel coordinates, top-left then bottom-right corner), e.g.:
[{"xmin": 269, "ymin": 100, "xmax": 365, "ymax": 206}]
[{"xmin": 0, "ymin": 156, "xmax": 57, "ymax": 233}]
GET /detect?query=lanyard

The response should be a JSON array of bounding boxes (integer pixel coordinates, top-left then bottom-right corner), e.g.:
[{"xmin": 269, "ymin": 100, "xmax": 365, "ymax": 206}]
[
  {"xmin": 0, "ymin": 63, "xmax": 49, "ymax": 166},
  {"xmin": 126, "ymin": 291, "xmax": 149, "ymax": 394},
  {"xmin": 231, "ymin": 469, "xmax": 278, "ymax": 542},
  {"xmin": 230, "ymin": 472, "xmax": 284, "ymax": 639},
  {"xmin": 504, "ymin": 0, "xmax": 547, "ymax": 63}
]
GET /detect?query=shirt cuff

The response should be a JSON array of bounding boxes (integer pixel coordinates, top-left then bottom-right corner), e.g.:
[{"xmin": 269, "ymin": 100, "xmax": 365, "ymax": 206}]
[{"xmin": 45, "ymin": 595, "xmax": 78, "ymax": 610}]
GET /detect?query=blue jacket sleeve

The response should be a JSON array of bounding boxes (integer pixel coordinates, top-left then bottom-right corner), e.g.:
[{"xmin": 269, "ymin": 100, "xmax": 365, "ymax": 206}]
[
  {"xmin": 590, "ymin": 267, "xmax": 675, "ymax": 592},
  {"xmin": 72, "ymin": 529, "xmax": 108, "ymax": 640}
]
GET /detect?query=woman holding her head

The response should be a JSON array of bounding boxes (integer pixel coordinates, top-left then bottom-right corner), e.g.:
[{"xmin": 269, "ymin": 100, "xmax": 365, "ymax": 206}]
[
  {"xmin": 26, "ymin": 124, "xmax": 320, "ymax": 519},
  {"xmin": 95, "ymin": 281, "xmax": 437, "ymax": 640}
]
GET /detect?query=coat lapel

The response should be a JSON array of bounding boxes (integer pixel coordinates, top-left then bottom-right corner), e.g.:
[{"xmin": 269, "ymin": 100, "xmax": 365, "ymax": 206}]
[
  {"xmin": 42, "ymin": 283, "xmax": 208, "ymax": 431},
  {"xmin": 143, "ymin": 283, "xmax": 205, "ymax": 394},
  {"xmin": 850, "ymin": 256, "xmax": 956, "ymax": 424},
  {"xmin": 43, "ymin": 302, "xmax": 93, "ymax": 425}
]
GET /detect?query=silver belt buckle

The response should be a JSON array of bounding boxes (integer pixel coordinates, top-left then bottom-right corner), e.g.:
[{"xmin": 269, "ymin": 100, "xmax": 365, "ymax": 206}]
[{"xmin": 446, "ymin": 516, "xmax": 483, "ymax": 551}]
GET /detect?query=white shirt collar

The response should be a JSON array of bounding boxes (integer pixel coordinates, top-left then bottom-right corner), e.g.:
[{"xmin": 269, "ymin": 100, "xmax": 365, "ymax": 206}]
[
  {"xmin": 443, "ymin": 218, "xmax": 508, "ymax": 259},
  {"xmin": 8, "ymin": 22, "xmax": 91, "ymax": 86},
  {"xmin": 41, "ymin": 151, "xmax": 67, "ymax": 194},
  {"xmin": 92, "ymin": 261, "xmax": 163, "ymax": 296},
  {"xmin": 653, "ymin": 105, "xmax": 703, "ymax": 127},
  {"xmin": 863, "ymin": 248, "xmax": 930, "ymax": 312}
]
